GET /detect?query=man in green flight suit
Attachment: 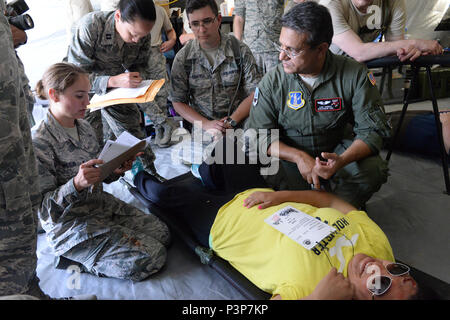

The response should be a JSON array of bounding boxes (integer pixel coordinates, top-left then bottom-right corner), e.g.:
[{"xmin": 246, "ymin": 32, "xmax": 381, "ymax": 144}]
[{"xmin": 246, "ymin": 1, "xmax": 391, "ymax": 209}]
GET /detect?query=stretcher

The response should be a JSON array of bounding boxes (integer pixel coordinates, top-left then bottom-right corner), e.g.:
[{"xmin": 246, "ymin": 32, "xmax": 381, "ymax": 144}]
[
  {"xmin": 128, "ymin": 172, "xmax": 271, "ymax": 300},
  {"xmin": 127, "ymin": 172, "xmax": 450, "ymax": 300}
]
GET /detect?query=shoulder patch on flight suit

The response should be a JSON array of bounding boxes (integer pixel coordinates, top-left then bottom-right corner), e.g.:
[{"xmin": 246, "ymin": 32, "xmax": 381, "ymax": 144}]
[
  {"xmin": 315, "ymin": 98, "xmax": 342, "ymax": 112},
  {"xmin": 368, "ymin": 72, "xmax": 376, "ymax": 86},
  {"xmin": 287, "ymin": 91, "xmax": 305, "ymax": 110},
  {"xmin": 253, "ymin": 87, "xmax": 259, "ymax": 106}
]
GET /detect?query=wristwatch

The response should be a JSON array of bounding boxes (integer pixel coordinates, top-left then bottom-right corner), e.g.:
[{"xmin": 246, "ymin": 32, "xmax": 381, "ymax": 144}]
[{"xmin": 226, "ymin": 117, "xmax": 237, "ymax": 128}]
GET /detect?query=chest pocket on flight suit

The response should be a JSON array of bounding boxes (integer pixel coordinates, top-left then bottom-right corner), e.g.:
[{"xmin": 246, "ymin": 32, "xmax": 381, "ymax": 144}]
[
  {"xmin": 277, "ymin": 103, "xmax": 313, "ymax": 152},
  {"xmin": 313, "ymin": 110, "xmax": 349, "ymax": 134}
]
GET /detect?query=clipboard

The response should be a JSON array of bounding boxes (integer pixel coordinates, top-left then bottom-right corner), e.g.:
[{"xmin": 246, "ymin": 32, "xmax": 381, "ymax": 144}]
[
  {"xmin": 97, "ymin": 140, "xmax": 147, "ymax": 183},
  {"xmin": 87, "ymin": 79, "xmax": 166, "ymax": 111}
]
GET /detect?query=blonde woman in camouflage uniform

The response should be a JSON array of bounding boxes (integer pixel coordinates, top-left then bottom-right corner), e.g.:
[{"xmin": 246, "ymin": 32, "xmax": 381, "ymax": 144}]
[{"xmin": 32, "ymin": 62, "xmax": 170, "ymax": 282}]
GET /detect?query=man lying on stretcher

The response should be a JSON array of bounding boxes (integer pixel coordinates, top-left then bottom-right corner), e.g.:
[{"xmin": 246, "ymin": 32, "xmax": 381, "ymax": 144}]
[{"xmin": 134, "ymin": 161, "xmax": 420, "ymax": 300}]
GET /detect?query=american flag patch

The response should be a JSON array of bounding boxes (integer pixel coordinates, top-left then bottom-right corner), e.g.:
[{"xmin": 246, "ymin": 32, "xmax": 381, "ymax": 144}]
[{"xmin": 368, "ymin": 72, "xmax": 376, "ymax": 86}]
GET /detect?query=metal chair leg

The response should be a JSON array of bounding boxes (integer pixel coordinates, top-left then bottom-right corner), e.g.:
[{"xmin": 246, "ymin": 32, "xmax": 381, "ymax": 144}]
[
  {"xmin": 379, "ymin": 67, "xmax": 387, "ymax": 96},
  {"xmin": 386, "ymin": 67, "xmax": 417, "ymax": 161}
]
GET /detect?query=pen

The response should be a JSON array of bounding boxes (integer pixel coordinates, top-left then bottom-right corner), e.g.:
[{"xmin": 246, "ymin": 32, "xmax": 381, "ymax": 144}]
[{"xmin": 121, "ymin": 64, "xmax": 129, "ymax": 73}]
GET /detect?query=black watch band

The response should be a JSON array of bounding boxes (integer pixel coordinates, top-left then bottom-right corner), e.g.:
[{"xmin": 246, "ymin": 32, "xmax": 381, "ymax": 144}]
[{"xmin": 226, "ymin": 117, "xmax": 237, "ymax": 128}]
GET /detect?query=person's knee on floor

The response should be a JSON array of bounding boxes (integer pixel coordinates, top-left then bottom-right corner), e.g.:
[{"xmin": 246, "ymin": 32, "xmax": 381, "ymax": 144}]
[
  {"xmin": 332, "ymin": 157, "xmax": 388, "ymax": 209},
  {"xmin": 90, "ymin": 245, "xmax": 168, "ymax": 282}
]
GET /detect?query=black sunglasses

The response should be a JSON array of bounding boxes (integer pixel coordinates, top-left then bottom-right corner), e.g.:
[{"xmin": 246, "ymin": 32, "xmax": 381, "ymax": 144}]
[{"xmin": 367, "ymin": 262, "xmax": 410, "ymax": 298}]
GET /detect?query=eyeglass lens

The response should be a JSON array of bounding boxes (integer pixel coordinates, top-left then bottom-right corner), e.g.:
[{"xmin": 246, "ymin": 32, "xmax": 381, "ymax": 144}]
[
  {"xmin": 191, "ymin": 17, "xmax": 215, "ymax": 28},
  {"xmin": 386, "ymin": 263, "xmax": 410, "ymax": 276},
  {"xmin": 368, "ymin": 275, "xmax": 392, "ymax": 295}
]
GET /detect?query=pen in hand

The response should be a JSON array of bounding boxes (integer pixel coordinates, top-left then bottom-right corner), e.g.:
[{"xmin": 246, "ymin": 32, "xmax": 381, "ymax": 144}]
[
  {"xmin": 118, "ymin": 64, "xmax": 142, "ymax": 87},
  {"xmin": 121, "ymin": 64, "xmax": 129, "ymax": 73}
]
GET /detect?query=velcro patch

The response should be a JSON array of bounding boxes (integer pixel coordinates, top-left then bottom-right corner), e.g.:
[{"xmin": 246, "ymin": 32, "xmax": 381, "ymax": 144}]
[
  {"xmin": 315, "ymin": 98, "xmax": 342, "ymax": 112},
  {"xmin": 287, "ymin": 91, "xmax": 305, "ymax": 110}
]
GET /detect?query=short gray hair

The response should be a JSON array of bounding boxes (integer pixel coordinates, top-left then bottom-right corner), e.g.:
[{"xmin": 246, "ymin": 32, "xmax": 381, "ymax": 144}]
[{"xmin": 281, "ymin": 1, "xmax": 334, "ymax": 48}]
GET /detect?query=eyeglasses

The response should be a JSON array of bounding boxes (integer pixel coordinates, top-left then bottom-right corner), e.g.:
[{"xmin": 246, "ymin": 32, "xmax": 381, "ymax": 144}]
[
  {"xmin": 189, "ymin": 16, "xmax": 217, "ymax": 30},
  {"xmin": 273, "ymin": 42, "xmax": 308, "ymax": 58},
  {"xmin": 367, "ymin": 262, "xmax": 410, "ymax": 299}
]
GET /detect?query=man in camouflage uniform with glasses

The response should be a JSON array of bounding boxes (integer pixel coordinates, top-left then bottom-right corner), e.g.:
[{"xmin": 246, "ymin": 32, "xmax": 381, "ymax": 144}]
[{"xmin": 169, "ymin": 0, "xmax": 261, "ymax": 139}]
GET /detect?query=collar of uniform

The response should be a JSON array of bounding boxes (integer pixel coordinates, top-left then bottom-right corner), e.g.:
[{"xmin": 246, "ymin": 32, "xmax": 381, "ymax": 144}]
[
  {"xmin": 185, "ymin": 31, "xmax": 234, "ymax": 60},
  {"xmin": 185, "ymin": 31, "xmax": 235, "ymax": 70},
  {"xmin": 217, "ymin": 32, "xmax": 236, "ymax": 59},
  {"xmin": 316, "ymin": 50, "xmax": 337, "ymax": 84},
  {"xmin": 100, "ymin": 11, "xmax": 119, "ymax": 47},
  {"xmin": 295, "ymin": 50, "xmax": 337, "ymax": 89}
]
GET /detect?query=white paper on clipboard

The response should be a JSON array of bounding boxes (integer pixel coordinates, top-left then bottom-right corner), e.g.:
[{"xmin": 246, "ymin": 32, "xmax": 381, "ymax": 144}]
[
  {"xmin": 96, "ymin": 131, "xmax": 147, "ymax": 182},
  {"xmin": 89, "ymin": 80, "xmax": 153, "ymax": 105}
]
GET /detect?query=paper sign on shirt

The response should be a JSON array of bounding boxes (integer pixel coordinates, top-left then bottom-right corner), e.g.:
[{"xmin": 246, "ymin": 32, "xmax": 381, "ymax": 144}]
[{"xmin": 264, "ymin": 206, "xmax": 336, "ymax": 250}]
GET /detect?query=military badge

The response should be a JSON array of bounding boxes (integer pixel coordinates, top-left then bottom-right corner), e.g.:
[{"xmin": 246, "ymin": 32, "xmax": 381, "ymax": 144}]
[
  {"xmin": 315, "ymin": 98, "xmax": 342, "ymax": 112},
  {"xmin": 287, "ymin": 91, "xmax": 305, "ymax": 110},
  {"xmin": 368, "ymin": 72, "xmax": 376, "ymax": 86}
]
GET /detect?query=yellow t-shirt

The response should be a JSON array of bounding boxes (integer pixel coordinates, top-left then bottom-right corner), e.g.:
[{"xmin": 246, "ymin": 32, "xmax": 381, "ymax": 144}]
[{"xmin": 209, "ymin": 188, "xmax": 394, "ymax": 300}]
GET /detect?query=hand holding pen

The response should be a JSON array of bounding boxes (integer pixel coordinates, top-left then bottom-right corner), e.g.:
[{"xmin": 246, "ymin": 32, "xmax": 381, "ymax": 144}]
[
  {"xmin": 107, "ymin": 64, "xmax": 142, "ymax": 88},
  {"xmin": 73, "ymin": 159, "xmax": 104, "ymax": 192}
]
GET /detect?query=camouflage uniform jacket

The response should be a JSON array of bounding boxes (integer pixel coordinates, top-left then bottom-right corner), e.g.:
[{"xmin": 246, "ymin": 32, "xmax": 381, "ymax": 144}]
[
  {"xmin": 66, "ymin": 10, "xmax": 155, "ymax": 95},
  {"xmin": 234, "ymin": 0, "xmax": 284, "ymax": 54},
  {"xmin": 0, "ymin": 9, "xmax": 41, "ymax": 295},
  {"xmin": 32, "ymin": 111, "xmax": 123, "ymax": 256},
  {"xmin": 169, "ymin": 31, "xmax": 261, "ymax": 120}
]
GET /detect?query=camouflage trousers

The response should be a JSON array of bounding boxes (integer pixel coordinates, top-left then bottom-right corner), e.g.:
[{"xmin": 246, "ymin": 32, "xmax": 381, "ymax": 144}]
[
  {"xmin": 85, "ymin": 105, "xmax": 158, "ymax": 176},
  {"xmin": 0, "ymin": 274, "xmax": 49, "ymax": 300},
  {"xmin": 62, "ymin": 210, "xmax": 170, "ymax": 282},
  {"xmin": 137, "ymin": 46, "xmax": 170, "ymax": 126},
  {"xmin": 253, "ymin": 51, "xmax": 280, "ymax": 75}
]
